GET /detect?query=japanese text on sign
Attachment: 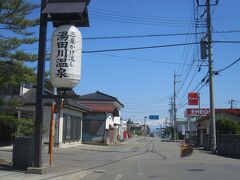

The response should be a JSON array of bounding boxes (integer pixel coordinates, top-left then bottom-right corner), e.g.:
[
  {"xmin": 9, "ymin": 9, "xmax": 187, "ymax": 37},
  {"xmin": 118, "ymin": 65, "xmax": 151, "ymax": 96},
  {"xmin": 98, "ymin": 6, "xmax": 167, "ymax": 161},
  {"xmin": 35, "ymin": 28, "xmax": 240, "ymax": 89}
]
[{"xmin": 56, "ymin": 31, "xmax": 76, "ymax": 78}]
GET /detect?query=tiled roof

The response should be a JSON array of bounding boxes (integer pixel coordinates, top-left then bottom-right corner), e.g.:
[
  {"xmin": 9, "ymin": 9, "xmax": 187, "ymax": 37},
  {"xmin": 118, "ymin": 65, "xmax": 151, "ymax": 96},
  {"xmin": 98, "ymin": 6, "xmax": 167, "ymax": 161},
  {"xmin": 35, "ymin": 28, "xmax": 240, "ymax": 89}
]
[
  {"xmin": 19, "ymin": 88, "xmax": 52, "ymax": 105},
  {"xmin": 80, "ymin": 103, "xmax": 117, "ymax": 113},
  {"xmin": 79, "ymin": 91, "xmax": 124, "ymax": 107},
  {"xmin": 63, "ymin": 99, "xmax": 90, "ymax": 112},
  {"xmin": 19, "ymin": 88, "xmax": 90, "ymax": 112}
]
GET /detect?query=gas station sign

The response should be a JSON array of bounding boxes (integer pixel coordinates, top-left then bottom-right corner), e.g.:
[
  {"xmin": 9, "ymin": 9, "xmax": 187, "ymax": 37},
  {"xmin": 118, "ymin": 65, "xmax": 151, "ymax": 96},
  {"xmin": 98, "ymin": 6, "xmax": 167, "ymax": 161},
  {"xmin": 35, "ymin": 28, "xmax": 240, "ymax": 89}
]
[
  {"xmin": 188, "ymin": 92, "xmax": 199, "ymax": 105},
  {"xmin": 184, "ymin": 108, "xmax": 210, "ymax": 117}
]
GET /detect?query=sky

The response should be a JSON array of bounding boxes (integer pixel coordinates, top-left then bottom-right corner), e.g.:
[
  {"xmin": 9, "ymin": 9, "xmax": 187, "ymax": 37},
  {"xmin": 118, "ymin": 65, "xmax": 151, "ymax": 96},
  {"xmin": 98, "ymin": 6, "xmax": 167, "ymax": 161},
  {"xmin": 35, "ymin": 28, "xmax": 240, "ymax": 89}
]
[{"xmin": 21, "ymin": 0, "xmax": 240, "ymax": 129}]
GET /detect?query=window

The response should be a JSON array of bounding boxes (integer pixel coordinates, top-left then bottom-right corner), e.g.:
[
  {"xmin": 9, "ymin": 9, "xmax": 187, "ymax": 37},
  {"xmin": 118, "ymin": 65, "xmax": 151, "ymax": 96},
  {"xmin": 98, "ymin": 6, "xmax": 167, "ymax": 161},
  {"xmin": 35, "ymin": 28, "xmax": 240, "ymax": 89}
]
[{"xmin": 63, "ymin": 114, "xmax": 81, "ymax": 142}]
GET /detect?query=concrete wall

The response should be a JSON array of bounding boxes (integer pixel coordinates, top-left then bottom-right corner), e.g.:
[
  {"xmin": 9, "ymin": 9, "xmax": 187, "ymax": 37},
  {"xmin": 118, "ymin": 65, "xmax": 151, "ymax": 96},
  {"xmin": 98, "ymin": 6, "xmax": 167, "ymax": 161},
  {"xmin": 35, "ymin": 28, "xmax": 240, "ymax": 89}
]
[
  {"xmin": 217, "ymin": 134, "xmax": 240, "ymax": 158},
  {"xmin": 203, "ymin": 134, "xmax": 210, "ymax": 150}
]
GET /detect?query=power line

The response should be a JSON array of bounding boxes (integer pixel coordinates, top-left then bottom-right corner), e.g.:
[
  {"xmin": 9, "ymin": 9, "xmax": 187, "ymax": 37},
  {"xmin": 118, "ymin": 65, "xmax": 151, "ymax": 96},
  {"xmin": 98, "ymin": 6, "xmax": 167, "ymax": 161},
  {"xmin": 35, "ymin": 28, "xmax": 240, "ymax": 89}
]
[
  {"xmin": 93, "ymin": 53, "xmax": 193, "ymax": 66},
  {"xmin": 214, "ymin": 57, "xmax": 240, "ymax": 74},
  {"xmin": 91, "ymin": 15, "xmax": 194, "ymax": 27},
  {"xmin": 90, "ymin": 8, "xmax": 192, "ymax": 23},
  {"xmin": 177, "ymin": 5, "xmax": 196, "ymax": 77},
  {"xmin": 5, "ymin": 30, "xmax": 240, "ymax": 43},
  {"xmin": 213, "ymin": 40, "xmax": 240, "ymax": 44},
  {"xmin": 177, "ymin": 72, "xmax": 209, "ymax": 108},
  {"xmin": 16, "ymin": 40, "xmax": 240, "ymax": 55},
  {"xmin": 177, "ymin": 79, "xmax": 207, "ymax": 110},
  {"xmin": 90, "ymin": 12, "xmax": 193, "ymax": 26},
  {"xmin": 177, "ymin": 67, "xmax": 198, "ymax": 103},
  {"xmin": 212, "ymin": 27, "xmax": 240, "ymax": 52},
  {"xmin": 84, "ymin": 32, "xmax": 205, "ymax": 40},
  {"xmin": 83, "ymin": 30, "xmax": 240, "ymax": 40},
  {"xmin": 82, "ymin": 42, "xmax": 200, "ymax": 54},
  {"xmin": 176, "ymin": 7, "xmax": 198, "ymax": 96},
  {"xmin": 175, "ymin": 1, "xmax": 206, "ymax": 102},
  {"xmin": 18, "ymin": 42, "xmax": 199, "ymax": 52},
  {"xmin": 82, "ymin": 40, "xmax": 240, "ymax": 53}
]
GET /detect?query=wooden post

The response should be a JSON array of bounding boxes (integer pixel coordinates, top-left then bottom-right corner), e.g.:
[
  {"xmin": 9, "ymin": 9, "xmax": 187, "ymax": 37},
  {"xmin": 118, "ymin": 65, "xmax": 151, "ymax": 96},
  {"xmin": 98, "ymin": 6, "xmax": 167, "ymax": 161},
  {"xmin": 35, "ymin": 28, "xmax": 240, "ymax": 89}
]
[{"xmin": 49, "ymin": 104, "xmax": 55, "ymax": 166}]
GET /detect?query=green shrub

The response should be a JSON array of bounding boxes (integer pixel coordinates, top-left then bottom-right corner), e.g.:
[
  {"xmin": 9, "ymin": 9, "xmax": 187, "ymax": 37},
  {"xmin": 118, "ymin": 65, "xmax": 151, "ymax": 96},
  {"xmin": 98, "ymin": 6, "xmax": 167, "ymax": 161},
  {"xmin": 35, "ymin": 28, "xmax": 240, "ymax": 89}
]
[
  {"xmin": 216, "ymin": 119, "xmax": 240, "ymax": 134},
  {"xmin": 14, "ymin": 118, "xmax": 34, "ymax": 137}
]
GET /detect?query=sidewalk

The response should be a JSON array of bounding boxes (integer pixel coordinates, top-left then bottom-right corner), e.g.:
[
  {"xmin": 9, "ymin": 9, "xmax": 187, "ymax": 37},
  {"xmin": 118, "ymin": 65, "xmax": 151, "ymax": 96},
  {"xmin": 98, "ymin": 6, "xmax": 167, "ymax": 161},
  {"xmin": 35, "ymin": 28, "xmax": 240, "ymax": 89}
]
[
  {"xmin": 0, "ymin": 138, "xmax": 136, "ymax": 179},
  {"xmin": 0, "ymin": 145, "xmax": 13, "ymax": 151}
]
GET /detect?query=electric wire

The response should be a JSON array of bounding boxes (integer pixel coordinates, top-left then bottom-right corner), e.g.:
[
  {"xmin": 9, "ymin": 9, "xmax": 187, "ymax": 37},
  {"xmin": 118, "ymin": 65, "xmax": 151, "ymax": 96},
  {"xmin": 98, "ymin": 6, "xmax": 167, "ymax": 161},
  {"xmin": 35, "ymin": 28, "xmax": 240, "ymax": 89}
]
[
  {"xmin": 176, "ymin": 72, "xmax": 209, "ymax": 109},
  {"xmin": 214, "ymin": 57, "xmax": 240, "ymax": 74},
  {"xmin": 176, "ymin": 5, "xmax": 199, "ymax": 97},
  {"xmin": 93, "ymin": 53, "xmax": 192, "ymax": 66},
  {"xmin": 90, "ymin": 8, "xmax": 192, "ymax": 23},
  {"xmin": 90, "ymin": 11, "xmax": 193, "ymax": 26},
  {"xmin": 90, "ymin": 15, "xmax": 194, "ymax": 27},
  {"xmin": 82, "ymin": 42, "xmax": 200, "ymax": 54},
  {"xmin": 177, "ymin": 78, "xmax": 207, "ymax": 110}
]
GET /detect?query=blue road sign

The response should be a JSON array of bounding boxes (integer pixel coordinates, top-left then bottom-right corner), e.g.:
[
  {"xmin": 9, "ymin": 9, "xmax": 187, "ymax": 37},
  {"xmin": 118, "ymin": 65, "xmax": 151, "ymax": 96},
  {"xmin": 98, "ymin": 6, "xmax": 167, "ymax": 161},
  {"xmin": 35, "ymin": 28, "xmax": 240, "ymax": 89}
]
[{"xmin": 149, "ymin": 115, "xmax": 159, "ymax": 120}]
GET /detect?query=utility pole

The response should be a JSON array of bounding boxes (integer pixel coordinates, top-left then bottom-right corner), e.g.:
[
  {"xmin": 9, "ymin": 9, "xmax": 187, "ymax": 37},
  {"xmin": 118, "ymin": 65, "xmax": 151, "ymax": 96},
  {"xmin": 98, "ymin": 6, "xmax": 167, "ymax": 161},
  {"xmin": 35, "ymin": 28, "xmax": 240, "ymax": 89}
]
[
  {"xmin": 144, "ymin": 116, "xmax": 146, "ymax": 140},
  {"xmin": 173, "ymin": 74, "xmax": 177, "ymax": 142},
  {"xmin": 169, "ymin": 97, "xmax": 173, "ymax": 126},
  {"xmin": 168, "ymin": 97, "xmax": 173, "ymax": 139},
  {"xmin": 206, "ymin": 0, "xmax": 216, "ymax": 153},
  {"xmin": 229, "ymin": 99, "xmax": 235, "ymax": 109},
  {"xmin": 173, "ymin": 73, "xmax": 180, "ymax": 142},
  {"xmin": 34, "ymin": 0, "xmax": 48, "ymax": 168}
]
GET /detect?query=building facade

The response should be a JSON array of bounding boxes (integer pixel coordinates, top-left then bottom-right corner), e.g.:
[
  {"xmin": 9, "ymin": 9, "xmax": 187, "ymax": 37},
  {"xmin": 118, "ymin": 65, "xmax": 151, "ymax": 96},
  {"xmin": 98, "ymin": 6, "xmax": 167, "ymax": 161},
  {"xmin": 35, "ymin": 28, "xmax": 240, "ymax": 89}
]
[
  {"xmin": 76, "ymin": 91, "xmax": 124, "ymax": 145},
  {"xmin": 18, "ymin": 88, "xmax": 90, "ymax": 147}
]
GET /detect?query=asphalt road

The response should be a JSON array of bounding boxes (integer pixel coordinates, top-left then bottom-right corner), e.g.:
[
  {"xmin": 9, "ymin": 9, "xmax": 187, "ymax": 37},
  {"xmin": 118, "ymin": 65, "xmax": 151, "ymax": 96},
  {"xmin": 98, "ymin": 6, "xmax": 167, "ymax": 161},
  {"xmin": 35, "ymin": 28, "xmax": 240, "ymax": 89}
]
[{"xmin": 0, "ymin": 137, "xmax": 240, "ymax": 180}]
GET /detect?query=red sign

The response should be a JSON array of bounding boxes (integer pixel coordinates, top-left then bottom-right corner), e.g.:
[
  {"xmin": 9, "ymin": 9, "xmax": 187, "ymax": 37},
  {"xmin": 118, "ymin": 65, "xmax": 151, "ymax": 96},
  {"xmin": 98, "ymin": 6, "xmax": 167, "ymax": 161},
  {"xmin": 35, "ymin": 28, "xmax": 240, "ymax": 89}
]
[
  {"xmin": 188, "ymin": 93, "xmax": 199, "ymax": 105},
  {"xmin": 184, "ymin": 108, "xmax": 210, "ymax": 117}
]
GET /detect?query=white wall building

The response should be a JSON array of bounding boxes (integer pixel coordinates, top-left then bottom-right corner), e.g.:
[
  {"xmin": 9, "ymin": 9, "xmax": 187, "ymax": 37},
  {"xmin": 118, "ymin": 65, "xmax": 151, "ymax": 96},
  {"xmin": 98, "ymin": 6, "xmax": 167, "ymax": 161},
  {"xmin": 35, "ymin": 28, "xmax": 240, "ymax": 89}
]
[{"xmin": 18, "ymin": 88, "xmax": 89, "ymax": 147}]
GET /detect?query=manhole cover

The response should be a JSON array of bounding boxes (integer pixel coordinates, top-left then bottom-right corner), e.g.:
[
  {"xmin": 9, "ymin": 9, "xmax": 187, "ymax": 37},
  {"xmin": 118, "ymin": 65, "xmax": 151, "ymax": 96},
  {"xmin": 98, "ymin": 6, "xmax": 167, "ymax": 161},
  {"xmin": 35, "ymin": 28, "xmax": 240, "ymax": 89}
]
[{"xmin": 187, "ymin": 169, "xmax": 206, "ymax": 172}]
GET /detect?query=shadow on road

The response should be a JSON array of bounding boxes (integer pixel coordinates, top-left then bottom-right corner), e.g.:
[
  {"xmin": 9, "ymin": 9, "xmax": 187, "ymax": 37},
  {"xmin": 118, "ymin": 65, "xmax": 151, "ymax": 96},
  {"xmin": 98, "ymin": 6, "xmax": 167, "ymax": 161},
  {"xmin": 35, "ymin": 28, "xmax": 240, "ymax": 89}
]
[{"xmin": 0, "ymin": 160, "xmax": 26, "ymax": 174}]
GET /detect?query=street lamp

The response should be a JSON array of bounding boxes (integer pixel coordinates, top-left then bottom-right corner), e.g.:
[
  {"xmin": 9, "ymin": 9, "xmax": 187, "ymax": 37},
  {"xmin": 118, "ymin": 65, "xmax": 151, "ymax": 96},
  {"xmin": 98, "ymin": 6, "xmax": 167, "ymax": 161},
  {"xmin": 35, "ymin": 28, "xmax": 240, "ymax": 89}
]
[{"xmin": 33, "ymin": 0, "xmax": 90, "ymax": 172}]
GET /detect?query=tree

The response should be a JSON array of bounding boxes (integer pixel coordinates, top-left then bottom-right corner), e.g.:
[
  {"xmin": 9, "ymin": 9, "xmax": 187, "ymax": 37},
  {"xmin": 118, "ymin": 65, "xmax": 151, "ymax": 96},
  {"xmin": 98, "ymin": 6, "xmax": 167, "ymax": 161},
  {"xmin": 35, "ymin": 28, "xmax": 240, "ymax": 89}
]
[
  {"xmin": 0, "ymin": 0, "xmax": 39, "ymax": 62},
  {"xmin": 127, "ymin": 118, "xmax": 133, "ymax": 124},
  {"xmin": 0, "ymin": 0, "xmax": 39, "ymax": 138},
  {"xmin": 216, "ymin": 119, "xmax": 240, "ymax": 134},
  {"xmin": 0, "ymin": 0, "xmax": 39, "ymax": 87}
]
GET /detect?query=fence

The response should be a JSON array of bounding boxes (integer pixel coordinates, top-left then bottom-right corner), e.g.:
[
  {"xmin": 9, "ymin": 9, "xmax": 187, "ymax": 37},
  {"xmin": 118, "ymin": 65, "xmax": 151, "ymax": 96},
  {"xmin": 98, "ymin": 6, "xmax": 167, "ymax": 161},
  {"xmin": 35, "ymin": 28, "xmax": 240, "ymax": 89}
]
[{"xmin": 217, "ymin": 134, "xmax": 240, "ymax": 158}]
